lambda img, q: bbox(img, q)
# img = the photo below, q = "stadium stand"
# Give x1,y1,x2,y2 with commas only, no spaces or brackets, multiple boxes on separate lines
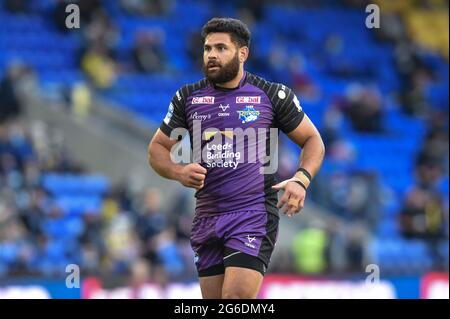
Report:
0,0,448,285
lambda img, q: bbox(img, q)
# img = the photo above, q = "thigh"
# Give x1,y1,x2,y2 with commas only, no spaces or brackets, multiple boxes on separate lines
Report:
191,215,224,278
199,274,224,299
222,266,264,299
222,211,279,270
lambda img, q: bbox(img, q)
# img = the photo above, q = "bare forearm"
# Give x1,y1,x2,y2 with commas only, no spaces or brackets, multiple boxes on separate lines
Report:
148,142,182,181
274,133,324,216
296,135,325,179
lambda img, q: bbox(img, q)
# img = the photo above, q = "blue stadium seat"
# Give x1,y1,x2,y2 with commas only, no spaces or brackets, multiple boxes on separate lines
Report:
55,195,102,216
42,173,110,196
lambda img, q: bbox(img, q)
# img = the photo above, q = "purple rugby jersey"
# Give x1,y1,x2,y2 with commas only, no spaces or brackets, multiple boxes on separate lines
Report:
159,72,305,218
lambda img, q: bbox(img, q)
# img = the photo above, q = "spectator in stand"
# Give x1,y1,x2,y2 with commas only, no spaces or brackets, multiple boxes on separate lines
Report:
119,0,174,16
344,84,384,133
135,188,168,264
291,221,329,274
18,188,47,239
398,186,448,270
416,114,449,178
104,208,140,275
152,228,185,280
132,30,167,74
399,187,446,240
0,65,25,123
81,42,117,89
186,31,204,70
287,54,321,102
83,8,118,50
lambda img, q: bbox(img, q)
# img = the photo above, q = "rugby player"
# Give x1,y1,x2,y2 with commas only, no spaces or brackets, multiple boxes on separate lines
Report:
148,17,325,299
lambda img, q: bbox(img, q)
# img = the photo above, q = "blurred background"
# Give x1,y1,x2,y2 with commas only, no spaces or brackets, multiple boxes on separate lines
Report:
0,0,448,299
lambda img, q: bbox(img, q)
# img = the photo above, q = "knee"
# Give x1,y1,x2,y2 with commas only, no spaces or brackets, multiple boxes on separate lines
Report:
222,289,253,299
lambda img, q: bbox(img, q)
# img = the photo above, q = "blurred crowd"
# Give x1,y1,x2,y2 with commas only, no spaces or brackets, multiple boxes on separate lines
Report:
266,0,449,274
0,0,448,281
0,115,199,283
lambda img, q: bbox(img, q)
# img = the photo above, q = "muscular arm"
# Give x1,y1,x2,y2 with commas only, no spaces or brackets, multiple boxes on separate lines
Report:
148,129,207,189
273,114,325,217
148,129,183,181
287,114,325,179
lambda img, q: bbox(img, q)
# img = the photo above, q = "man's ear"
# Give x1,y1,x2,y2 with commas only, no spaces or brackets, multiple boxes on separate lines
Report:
239,46,249,63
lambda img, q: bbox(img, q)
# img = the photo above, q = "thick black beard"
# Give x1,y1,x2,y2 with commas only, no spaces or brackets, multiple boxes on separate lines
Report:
203,53,240,84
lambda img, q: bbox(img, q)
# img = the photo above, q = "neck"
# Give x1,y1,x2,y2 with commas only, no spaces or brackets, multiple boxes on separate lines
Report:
215,67,245,89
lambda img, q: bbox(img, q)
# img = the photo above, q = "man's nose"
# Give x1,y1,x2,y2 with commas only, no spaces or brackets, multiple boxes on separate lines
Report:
207,49,218,59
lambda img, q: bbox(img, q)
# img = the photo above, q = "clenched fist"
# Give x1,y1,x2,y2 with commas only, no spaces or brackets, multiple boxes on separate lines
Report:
178,163,207,190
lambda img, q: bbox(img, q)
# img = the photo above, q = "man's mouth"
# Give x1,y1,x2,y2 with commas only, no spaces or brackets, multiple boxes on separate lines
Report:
207,63,221,70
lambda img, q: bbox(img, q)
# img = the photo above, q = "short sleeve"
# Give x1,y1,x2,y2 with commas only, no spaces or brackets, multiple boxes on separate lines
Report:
273,84,305,134
159,88,187,137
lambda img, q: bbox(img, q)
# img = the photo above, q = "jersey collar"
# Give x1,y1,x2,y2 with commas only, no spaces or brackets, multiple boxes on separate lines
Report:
210,71,248,91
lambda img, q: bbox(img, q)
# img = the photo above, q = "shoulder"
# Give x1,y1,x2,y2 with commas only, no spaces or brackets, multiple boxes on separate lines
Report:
176,78,210,101
245,72,297,107
245,72,276,92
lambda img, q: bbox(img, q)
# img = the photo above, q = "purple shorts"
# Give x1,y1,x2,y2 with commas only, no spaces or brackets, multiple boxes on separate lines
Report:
190,211,279,276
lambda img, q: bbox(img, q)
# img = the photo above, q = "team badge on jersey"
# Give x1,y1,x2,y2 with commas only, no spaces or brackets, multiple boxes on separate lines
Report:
237,106,260,124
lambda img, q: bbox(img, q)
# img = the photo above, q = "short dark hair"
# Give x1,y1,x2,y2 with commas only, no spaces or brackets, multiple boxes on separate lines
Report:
201,18,251,48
